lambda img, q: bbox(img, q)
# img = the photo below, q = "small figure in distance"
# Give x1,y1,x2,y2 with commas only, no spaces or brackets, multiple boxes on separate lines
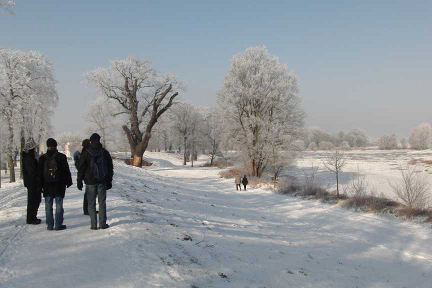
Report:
77,133,113,230
22,138,42,225
38,138,72,231
242,175,248,191
235,174,242,191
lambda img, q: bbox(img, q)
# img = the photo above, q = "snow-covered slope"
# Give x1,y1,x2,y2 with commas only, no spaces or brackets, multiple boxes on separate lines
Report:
1,152,432,287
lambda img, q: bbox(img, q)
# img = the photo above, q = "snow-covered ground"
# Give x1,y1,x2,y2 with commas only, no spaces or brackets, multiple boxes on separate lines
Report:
1,151,432,287
286,149,432,200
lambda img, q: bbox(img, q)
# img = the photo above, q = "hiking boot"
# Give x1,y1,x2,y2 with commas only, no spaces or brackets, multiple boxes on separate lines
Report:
100,224,109,230
27,218,42,225
47,226,53,231
90,226,98,230
55,225,67,231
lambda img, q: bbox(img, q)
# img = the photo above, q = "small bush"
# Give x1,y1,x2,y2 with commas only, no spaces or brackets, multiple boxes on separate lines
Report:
219,167,249,179
396,207,432,219
277,182,303,195
203,159,233,168
342,195,398,213
248,177,273,186
303,185,329,198
389,166,431,209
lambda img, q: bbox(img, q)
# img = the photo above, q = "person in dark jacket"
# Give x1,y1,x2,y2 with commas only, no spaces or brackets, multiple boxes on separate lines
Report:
22,138,41,225
242,175,248,191
38,138,72,231
78,139,90,215
77,133,113,230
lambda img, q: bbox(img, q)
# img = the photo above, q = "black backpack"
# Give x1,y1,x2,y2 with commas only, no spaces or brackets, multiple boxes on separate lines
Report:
44,153,59,183
88,149,107,183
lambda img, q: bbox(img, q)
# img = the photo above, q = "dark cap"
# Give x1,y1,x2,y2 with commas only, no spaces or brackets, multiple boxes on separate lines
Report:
90,133,101,142
46,138,57,148
82,139,90,148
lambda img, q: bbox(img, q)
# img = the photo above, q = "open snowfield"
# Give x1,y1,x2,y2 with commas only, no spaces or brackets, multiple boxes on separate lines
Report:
287,149,432,201
1,151,432,287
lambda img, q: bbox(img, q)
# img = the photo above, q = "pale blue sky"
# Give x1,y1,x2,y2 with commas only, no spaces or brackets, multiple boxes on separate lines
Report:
1,0,431,138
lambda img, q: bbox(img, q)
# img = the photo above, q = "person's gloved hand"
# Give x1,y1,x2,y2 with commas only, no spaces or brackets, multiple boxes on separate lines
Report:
107,182,112,190
77,181,83,191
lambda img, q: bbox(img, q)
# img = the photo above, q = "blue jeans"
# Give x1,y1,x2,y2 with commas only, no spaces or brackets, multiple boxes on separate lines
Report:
45,196,64,229
87,183,107,228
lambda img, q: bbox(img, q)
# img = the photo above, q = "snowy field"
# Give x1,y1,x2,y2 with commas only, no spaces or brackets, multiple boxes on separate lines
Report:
1,151,432,287
285,149,432,201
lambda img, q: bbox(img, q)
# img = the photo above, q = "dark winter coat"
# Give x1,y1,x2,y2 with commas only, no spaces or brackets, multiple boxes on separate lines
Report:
22,150,39,190
73,150,81,170
38,149,72,198
242,176,248,185
77,142,113,186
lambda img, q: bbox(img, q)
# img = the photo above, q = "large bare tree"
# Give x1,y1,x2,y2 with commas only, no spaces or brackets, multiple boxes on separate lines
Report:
86,56,183,167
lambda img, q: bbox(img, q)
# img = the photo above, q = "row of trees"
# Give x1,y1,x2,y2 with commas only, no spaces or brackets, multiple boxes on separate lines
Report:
0,49,58,183
303,127,369,150
301,122,432,151
376,122,432,150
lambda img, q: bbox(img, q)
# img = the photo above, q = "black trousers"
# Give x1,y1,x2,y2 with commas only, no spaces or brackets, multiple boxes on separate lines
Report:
83,188,88,214
236,184,241,191
243,184,247,190
27,187,41,223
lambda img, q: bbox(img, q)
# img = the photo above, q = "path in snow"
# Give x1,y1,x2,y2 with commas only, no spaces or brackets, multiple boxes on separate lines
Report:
0,153,432,287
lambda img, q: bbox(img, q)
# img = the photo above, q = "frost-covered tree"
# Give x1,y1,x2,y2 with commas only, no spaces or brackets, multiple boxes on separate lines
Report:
378,134,398,150
0,1,15,15
0,49,58,182
348,128,369,147
308,127,326,147
308,142,317,151
85,98,117,148
409,122,432,150
86,56,184,167
218,46,304,177
340,141,350,150
169,103,203,166
202,108,224,165
400,137,408,149
323,148,347,198
319,141,334,150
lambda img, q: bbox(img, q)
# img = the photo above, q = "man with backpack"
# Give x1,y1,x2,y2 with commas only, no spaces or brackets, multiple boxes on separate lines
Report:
38,138,72,231
77,133,113,230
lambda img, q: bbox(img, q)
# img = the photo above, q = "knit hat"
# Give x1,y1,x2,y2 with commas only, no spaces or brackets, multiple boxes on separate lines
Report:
46,138,57,148
82,139,90,148
90,133,101,142
24,138,37,152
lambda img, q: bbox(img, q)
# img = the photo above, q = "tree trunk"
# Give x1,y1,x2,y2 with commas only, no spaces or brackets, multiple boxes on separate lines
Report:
183,136,187,165
20,131,24,180
336,172,339,198
8,154,15,183
133,153,143,167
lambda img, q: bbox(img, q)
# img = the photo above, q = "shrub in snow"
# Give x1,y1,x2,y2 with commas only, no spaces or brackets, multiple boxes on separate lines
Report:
389,166,431,209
